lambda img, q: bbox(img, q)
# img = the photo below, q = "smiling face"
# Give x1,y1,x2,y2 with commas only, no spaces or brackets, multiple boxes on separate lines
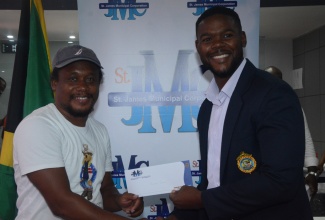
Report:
51,60,101,126
195,14,247,83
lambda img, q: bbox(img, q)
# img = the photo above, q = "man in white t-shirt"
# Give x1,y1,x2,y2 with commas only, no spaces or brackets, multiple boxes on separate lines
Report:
13,45,145,220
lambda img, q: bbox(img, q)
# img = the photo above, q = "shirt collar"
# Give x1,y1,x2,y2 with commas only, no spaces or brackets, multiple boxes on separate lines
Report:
206,59,246,105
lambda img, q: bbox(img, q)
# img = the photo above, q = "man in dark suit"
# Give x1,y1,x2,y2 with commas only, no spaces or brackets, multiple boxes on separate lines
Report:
159,6,313,220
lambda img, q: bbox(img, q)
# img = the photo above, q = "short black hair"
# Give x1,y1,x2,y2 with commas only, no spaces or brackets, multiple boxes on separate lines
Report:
196,6,242,35
51,66,103,83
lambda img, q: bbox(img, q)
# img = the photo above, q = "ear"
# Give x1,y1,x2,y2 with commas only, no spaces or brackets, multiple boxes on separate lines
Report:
50,79,57,92
241,31,247,48
195,39,199,51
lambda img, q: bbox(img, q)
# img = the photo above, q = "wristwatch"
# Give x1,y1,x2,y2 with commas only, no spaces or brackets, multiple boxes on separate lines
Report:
305,171,318,178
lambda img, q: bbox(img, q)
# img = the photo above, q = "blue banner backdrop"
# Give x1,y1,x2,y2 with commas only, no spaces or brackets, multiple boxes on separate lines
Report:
77,0,260,218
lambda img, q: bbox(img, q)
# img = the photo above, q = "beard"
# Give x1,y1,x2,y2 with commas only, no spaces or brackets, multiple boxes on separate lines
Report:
65,94,97,118
66,105,94,118
64,98,95,118
207,52,244,79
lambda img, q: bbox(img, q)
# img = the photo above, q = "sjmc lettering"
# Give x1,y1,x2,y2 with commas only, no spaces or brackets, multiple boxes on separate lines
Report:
122,50,202,133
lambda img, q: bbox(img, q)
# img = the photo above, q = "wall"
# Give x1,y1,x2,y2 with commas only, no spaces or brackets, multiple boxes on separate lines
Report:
293,25,325,158
0,51,14,119
260,31,325,159
259,37,293,85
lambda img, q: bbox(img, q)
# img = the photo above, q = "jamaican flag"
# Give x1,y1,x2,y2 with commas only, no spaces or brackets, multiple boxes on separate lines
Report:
0,0,54,219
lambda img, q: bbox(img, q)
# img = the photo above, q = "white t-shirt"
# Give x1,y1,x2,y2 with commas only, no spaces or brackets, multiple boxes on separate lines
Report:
13,103,113,220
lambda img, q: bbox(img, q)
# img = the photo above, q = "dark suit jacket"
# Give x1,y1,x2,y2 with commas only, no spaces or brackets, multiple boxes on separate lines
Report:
173,60,313,220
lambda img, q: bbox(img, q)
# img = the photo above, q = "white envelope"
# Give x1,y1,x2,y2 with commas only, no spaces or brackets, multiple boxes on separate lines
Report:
125,160,193,197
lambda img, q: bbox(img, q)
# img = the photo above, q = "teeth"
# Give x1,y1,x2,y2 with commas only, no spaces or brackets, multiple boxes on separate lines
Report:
213,54,228,59
76,97,87,100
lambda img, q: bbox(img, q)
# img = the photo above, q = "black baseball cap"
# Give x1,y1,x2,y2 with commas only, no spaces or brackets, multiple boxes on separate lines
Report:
52,45,103,69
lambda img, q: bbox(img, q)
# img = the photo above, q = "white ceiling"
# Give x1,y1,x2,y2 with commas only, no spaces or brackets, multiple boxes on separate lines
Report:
260,5,325,39
0,10,79,42
0,5,325,42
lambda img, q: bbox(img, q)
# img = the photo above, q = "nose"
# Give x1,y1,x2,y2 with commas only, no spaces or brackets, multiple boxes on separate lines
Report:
76,80,88,91
211,36,224,49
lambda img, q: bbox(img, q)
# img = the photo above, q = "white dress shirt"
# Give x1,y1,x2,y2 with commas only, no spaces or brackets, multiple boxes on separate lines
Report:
206,59,246,189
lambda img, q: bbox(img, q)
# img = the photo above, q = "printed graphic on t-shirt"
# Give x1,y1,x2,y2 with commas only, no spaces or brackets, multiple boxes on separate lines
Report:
80,144,97,200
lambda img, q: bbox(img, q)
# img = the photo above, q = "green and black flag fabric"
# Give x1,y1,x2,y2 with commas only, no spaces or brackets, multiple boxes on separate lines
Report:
0,0,54,219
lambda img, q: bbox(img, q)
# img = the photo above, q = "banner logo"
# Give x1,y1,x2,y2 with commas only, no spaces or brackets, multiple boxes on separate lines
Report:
148,198,170,219
109,50,206,133
191,160,202,185
99,0,149,20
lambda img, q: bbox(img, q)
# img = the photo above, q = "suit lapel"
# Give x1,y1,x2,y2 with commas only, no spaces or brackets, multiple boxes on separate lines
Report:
198,99,213,188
